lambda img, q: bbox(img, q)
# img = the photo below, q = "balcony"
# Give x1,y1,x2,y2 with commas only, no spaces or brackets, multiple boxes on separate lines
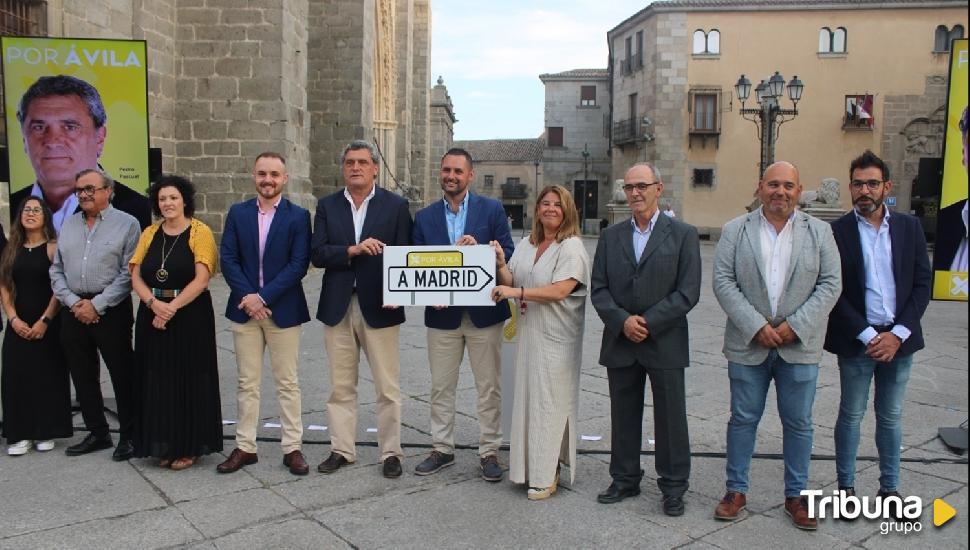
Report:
620,58,632,75
501,182,528,200
612,118,641,145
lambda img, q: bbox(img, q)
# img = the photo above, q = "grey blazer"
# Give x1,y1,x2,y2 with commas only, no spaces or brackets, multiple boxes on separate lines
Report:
712,209,842,365
591,214,702,369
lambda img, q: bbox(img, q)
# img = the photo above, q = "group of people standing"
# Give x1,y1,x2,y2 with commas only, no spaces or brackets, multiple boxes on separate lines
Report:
0,140,937,532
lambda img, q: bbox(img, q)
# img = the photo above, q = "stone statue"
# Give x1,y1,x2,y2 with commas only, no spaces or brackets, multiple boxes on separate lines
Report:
611,179,627,203
798,178,841,208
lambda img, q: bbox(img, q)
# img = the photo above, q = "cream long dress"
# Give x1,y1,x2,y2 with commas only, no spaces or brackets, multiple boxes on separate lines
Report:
507,235,591,488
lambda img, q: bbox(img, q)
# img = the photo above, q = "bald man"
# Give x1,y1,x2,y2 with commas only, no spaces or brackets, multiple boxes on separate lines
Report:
711,162,842,530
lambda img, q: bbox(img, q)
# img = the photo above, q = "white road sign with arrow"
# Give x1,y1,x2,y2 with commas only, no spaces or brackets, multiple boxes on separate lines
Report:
382,245,497,306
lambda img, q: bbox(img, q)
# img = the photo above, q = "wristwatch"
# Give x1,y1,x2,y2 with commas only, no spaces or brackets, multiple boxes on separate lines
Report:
41,316,51,324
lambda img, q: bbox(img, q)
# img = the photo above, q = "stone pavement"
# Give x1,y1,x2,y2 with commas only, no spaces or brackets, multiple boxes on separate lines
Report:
0,239,966,549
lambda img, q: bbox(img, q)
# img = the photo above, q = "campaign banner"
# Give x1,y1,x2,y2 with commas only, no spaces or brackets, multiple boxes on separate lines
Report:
933,38,968,301
1,36,149,214
383,245,497,306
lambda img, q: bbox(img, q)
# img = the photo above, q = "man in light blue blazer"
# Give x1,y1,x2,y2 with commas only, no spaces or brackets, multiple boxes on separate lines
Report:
711,161,841,530
411,148,514,481
218,152,312,477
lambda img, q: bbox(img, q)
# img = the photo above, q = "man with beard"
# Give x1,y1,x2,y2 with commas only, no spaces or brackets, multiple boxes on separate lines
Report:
217,152,312,476
824,150,931,516
411,148,514,481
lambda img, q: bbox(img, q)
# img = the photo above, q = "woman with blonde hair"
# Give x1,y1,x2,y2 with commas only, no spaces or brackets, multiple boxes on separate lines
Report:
1,197,71,455
491,185,591,500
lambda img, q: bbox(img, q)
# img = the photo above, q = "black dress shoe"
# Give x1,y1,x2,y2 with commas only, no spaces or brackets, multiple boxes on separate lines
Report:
382,456,403,478
65,433,113,456
597,483,641,504
112,439,135,461
317,452,350,474
663,495,685,516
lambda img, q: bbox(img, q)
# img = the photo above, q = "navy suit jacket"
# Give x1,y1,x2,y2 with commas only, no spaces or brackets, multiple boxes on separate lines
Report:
824,210,931,358
412,192,514,329
220,197,311,328
311,186,412,328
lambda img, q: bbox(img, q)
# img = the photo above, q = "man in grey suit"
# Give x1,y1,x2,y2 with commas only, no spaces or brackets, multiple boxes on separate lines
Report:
712,161,841,531
591,162,701,516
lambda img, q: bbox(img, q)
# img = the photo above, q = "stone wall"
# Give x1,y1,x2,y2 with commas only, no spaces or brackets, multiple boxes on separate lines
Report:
541,74,610,223
881,74,949,214
427,77,456,203
410,0,431,198
609,13,689,219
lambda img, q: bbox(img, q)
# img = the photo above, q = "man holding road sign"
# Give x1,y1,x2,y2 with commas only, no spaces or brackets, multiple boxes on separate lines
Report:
410,148,514,481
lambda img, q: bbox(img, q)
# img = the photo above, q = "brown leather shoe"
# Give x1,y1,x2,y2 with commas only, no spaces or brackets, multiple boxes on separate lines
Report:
714,491,747,520
785,496,818,530
216,449,258,473
283,450,309,476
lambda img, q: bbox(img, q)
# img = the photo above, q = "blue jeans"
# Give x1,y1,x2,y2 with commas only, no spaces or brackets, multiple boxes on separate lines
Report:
726,351,819,498
834,351,913,492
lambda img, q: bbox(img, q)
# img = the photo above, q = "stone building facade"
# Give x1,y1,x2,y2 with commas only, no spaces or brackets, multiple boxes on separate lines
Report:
604,0,967,237
539,69,612,233
424,75,457,204
1,0,439,237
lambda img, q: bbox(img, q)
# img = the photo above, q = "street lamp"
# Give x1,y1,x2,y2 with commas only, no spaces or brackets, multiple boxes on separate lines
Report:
735,71,805,177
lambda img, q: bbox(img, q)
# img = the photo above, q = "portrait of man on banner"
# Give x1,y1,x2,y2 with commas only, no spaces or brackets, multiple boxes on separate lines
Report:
1,37,151,231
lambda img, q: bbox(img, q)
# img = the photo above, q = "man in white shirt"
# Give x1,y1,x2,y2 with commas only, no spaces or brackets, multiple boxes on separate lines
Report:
310,140,413,479
712,161,842,530
824,150,931,519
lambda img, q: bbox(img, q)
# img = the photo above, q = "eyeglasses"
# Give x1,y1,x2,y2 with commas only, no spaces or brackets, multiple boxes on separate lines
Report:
22,206,43,215
622,182,660,192
850,179,885,190
74,185,108,197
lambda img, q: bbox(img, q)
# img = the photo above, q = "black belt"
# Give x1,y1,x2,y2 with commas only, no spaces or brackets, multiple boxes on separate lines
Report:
872,323,894,333
76,293,100,299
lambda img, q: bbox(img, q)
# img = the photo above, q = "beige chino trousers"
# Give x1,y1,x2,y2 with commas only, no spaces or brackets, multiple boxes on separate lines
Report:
324,296,403,461
231,318,303,454
427,312,504,456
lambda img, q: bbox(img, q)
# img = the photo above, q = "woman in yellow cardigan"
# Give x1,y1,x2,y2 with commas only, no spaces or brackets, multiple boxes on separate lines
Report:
129,175,222,471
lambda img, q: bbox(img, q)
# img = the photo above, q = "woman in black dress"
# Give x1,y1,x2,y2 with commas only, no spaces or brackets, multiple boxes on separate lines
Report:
1,197,71,455
130,175,222,470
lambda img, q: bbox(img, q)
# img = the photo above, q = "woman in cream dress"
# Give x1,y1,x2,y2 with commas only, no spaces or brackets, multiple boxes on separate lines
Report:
491,185,591,500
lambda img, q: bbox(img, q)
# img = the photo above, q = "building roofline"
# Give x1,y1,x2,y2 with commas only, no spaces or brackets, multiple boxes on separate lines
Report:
608,0,968,38
539,68,610,82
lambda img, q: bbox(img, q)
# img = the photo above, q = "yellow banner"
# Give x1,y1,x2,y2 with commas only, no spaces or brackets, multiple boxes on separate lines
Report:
932,270,969,301
933,38,968,300
2,37,150,202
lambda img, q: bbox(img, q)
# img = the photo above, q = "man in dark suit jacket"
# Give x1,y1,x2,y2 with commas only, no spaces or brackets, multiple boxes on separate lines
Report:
217,152,312,476
591,162,701,516
410,147,514,481
311,140,412,479
825,150,931,509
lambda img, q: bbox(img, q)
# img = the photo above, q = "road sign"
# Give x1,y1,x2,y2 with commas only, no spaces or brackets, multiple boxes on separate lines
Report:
383,245,497,306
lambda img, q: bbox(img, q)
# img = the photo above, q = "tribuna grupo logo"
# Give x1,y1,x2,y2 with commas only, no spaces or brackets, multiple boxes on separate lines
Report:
801,489,924,534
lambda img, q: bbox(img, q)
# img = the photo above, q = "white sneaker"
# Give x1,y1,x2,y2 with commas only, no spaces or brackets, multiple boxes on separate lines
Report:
35,440,55,452
7,440,31,456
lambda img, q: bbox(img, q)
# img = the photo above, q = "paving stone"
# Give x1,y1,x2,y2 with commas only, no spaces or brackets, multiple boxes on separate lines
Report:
0,507,202,550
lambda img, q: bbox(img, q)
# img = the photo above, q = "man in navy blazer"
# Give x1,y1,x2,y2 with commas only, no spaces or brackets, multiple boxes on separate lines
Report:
217,152,312,476
824,150,931,511
311,140,412,479
410,148,514,481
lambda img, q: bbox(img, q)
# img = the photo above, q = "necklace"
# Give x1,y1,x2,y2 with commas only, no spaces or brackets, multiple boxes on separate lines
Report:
24,239,48,252
156,229,185,282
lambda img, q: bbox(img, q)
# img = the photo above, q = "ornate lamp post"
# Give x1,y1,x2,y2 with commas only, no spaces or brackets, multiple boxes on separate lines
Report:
735,71,804,177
